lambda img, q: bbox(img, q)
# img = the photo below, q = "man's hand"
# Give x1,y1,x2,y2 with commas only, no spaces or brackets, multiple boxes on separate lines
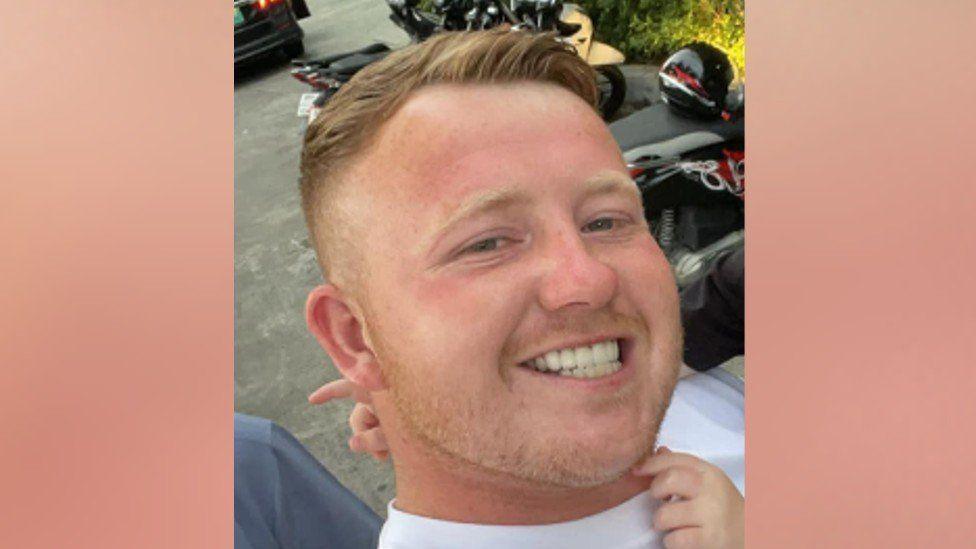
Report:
308,378,390,460
632,447,744,549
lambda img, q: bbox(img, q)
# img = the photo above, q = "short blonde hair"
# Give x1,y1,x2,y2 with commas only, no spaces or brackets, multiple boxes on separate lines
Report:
299,29,599,283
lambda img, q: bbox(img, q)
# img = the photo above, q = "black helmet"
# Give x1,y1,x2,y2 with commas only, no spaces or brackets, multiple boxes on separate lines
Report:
658,43,734,119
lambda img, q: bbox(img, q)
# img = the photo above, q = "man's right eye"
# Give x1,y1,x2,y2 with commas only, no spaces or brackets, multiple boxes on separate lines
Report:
462,238,502,255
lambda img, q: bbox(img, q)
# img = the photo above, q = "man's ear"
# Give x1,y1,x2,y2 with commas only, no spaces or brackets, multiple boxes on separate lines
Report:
305,284,387,391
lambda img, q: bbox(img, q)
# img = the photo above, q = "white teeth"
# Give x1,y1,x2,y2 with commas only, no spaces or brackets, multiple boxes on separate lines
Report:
559,361,622,379
522,339,623,379
592,341,610,364
544,351,562,371
559,349,575,369
575,346,594,369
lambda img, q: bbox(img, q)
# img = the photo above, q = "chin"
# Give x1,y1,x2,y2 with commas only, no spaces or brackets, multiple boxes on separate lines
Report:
521,448,643,488
507,423,655,489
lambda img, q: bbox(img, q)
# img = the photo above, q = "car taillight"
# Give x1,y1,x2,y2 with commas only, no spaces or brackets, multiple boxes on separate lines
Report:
256,0,283,10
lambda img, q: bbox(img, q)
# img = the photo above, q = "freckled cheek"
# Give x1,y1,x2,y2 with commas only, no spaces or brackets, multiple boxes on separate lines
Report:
410,272,531,363
415,265,529,309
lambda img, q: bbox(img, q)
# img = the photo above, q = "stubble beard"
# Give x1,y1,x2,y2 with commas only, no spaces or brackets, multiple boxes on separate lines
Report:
369,316,682,490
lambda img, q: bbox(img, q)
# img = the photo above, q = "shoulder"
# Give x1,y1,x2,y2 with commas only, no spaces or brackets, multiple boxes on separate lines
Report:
674,369,744,416
663,369,744,435
233,413,383,548
658,369,745,493
235,413,323,473
235,413,302,452
235,413,274,444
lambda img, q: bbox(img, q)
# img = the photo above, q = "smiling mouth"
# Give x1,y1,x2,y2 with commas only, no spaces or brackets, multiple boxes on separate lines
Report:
518,339,623,380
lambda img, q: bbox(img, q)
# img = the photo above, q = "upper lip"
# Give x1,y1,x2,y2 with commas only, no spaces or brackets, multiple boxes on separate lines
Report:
519,334,626,364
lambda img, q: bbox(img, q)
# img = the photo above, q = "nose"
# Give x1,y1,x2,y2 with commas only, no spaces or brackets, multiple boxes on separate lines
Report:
536,227,619,312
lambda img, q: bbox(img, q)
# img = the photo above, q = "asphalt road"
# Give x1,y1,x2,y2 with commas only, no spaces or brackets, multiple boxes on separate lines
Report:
233,0,737,517
234,0,407,515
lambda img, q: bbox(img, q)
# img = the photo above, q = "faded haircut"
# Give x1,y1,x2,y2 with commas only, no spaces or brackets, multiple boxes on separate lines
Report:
299,28,599,286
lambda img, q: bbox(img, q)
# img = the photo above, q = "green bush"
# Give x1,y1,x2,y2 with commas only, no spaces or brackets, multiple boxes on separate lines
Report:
575,0,745,76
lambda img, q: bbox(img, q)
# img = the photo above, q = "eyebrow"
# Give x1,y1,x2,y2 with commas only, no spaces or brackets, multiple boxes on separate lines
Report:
579,170,642,201
421,185,530,253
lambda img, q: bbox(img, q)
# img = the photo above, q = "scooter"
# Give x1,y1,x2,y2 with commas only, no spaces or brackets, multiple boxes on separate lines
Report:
558,3,626,119
291,42,393,133
291,0,627,127
609,43,744,288
439,0,626,118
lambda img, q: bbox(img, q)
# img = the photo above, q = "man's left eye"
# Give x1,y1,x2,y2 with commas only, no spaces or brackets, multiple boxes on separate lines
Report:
582,217,617,233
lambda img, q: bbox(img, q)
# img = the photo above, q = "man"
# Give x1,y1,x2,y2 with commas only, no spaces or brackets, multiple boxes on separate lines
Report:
297,29,743,547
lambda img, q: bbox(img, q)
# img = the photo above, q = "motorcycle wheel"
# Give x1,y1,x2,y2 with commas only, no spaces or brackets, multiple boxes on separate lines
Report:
595,65,626,120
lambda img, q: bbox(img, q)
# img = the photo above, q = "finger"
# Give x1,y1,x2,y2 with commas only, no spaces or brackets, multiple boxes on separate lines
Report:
308,379,356,404
653,500,701,532
649,466,703,501
355,426,389,455
351,439,390,462
311,378,373,405
629,446,668,475
349,402,379,434
662,526,703,549
348,436,367,454
632,449,705,477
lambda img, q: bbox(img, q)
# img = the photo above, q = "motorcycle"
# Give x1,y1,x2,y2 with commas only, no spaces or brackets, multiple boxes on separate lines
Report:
557,3,627,120
422,0,626,118
291,0,627,128
609,43,744,288
291,42,393,133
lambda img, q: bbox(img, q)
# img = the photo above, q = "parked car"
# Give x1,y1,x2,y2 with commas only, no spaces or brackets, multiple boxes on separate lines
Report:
234,0,310,64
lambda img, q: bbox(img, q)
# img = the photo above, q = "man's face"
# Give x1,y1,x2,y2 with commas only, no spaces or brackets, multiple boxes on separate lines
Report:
340,83,681,487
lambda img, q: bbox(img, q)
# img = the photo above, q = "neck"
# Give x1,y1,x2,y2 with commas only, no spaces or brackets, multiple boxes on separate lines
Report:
388,433,652,525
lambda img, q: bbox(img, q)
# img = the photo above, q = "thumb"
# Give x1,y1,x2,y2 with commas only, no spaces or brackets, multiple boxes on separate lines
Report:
631,446,688,477
630,445,670,475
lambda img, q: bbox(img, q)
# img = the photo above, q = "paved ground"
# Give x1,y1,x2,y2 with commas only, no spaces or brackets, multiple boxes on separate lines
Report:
233,0,736,517
234,0,409,515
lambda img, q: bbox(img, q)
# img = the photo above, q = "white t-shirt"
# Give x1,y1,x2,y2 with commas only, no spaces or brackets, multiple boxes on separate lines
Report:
378,370,745,549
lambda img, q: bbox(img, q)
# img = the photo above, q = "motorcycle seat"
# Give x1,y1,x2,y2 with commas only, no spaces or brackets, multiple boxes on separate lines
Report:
611,102,744,162
324,51,391,76
303,42,391,68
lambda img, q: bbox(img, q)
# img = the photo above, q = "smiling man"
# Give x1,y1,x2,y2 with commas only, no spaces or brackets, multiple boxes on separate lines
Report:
299,29,743,548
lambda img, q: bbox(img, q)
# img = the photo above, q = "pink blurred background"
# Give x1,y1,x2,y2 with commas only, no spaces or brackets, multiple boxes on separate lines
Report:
1,0,974,547
0,2,233,547
746,1,976,547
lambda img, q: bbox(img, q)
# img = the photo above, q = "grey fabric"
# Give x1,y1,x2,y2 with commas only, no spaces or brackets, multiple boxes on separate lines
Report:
235,414,382,549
